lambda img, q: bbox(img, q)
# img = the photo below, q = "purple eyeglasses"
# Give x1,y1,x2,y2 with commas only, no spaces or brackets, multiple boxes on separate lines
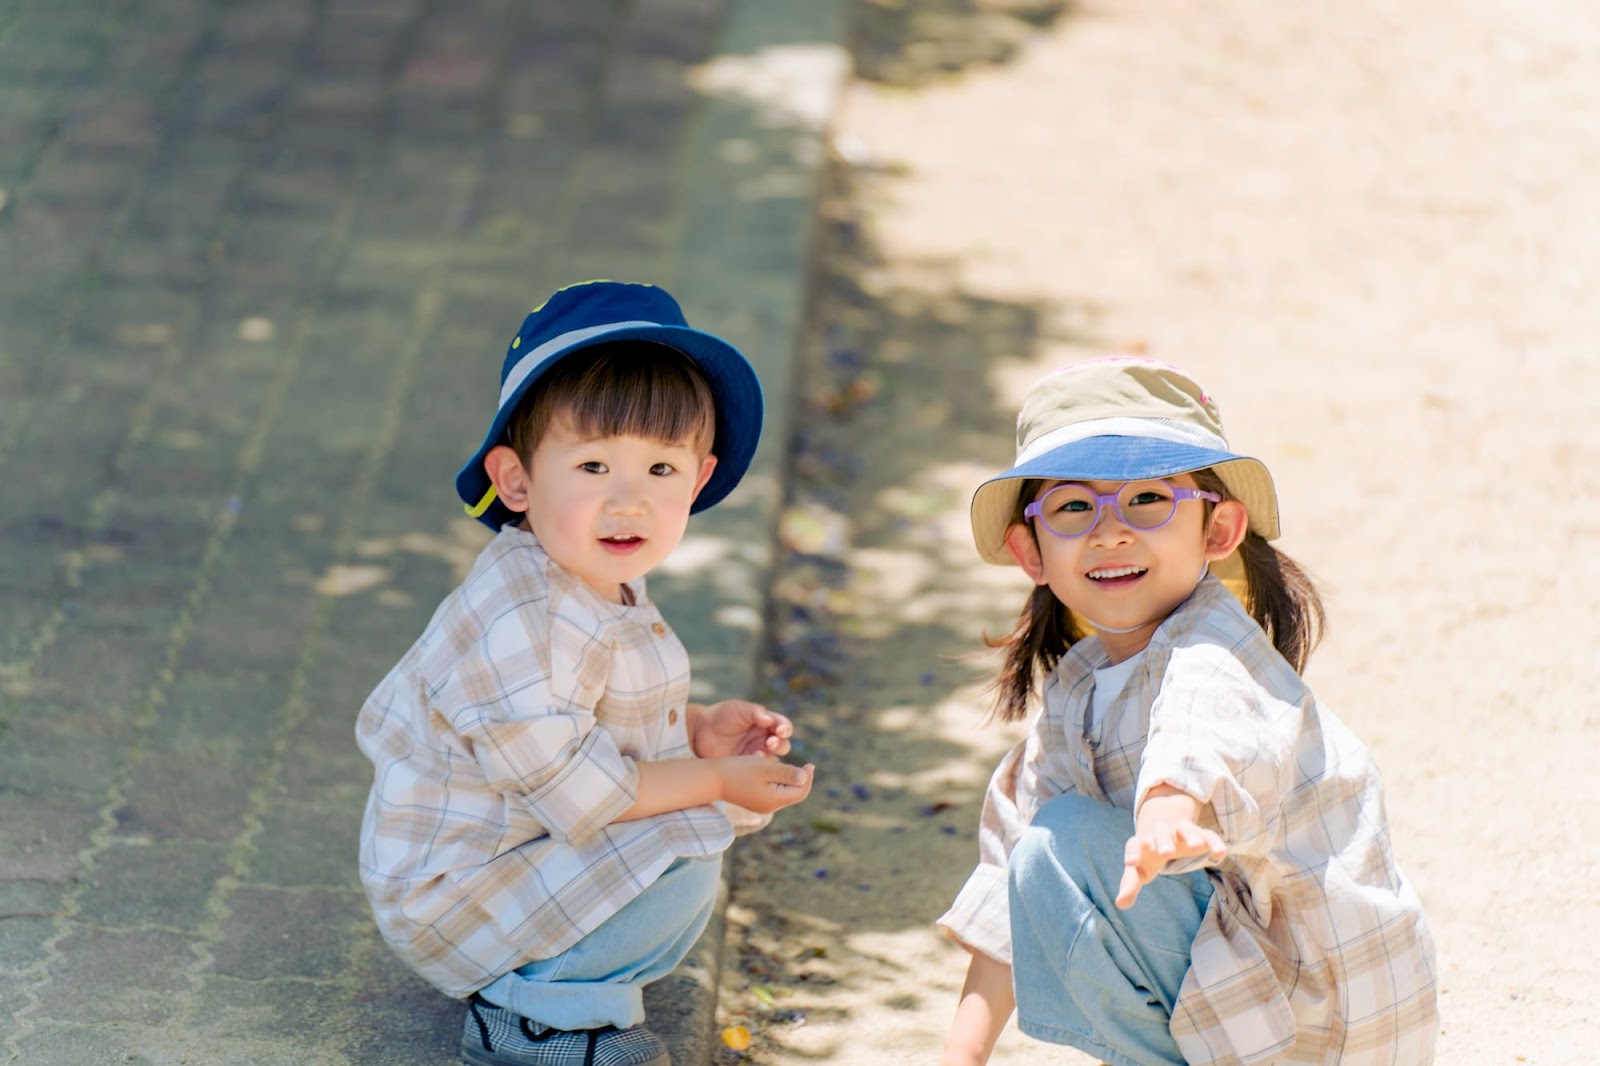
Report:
1024,479,1222,539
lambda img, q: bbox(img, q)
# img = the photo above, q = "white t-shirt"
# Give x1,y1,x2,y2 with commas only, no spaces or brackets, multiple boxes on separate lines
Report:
1087,650,1144,747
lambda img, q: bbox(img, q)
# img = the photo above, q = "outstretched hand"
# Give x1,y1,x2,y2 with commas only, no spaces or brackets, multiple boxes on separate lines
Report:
1115,785,1227,909
688,699,793,759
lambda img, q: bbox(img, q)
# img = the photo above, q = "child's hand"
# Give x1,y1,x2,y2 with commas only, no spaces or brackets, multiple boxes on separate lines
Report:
688,699,794,759
719,755,814,814
1115,785,1227,909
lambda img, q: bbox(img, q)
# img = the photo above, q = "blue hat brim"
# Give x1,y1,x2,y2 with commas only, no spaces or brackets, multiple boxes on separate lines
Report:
969,435,1280,564
455,324,763,530
996,436,1245,485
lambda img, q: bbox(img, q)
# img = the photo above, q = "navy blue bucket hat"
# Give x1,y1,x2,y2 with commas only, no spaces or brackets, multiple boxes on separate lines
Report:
455,281,764,531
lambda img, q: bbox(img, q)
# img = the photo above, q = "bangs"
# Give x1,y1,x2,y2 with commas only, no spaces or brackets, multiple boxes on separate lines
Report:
511,341,716,458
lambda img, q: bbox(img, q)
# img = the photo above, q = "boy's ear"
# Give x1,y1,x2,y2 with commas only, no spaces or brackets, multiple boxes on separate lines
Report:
689,454,718,501
1204,498,1250,562
483,445,531,515
1004,523,1049,586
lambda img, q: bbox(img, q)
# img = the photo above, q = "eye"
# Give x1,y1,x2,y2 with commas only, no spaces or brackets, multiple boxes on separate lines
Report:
1123,481,1176,508
579,460,608,474
649,462,675,476
1043,486,1095,513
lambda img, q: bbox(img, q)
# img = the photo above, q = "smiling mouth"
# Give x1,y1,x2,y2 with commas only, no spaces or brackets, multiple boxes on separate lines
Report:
1087,565,1146,581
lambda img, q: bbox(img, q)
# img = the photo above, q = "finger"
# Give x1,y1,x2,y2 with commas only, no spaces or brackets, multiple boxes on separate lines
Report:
777,764,815,800
1123,835,1150,867
771,761,811,787
1170,823,1224,859
1115,864,1144,909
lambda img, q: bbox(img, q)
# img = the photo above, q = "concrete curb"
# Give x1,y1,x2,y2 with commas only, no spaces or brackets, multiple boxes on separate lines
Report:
643,2,852,1062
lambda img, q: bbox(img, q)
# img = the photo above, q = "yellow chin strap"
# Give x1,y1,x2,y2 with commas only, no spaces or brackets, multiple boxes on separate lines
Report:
465,484,498,519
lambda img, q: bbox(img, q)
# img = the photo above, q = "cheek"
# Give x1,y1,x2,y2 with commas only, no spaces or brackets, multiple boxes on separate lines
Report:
657,480,700,512
1035,536,1083,579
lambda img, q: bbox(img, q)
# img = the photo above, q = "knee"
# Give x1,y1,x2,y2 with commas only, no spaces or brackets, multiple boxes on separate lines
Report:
1030,793,1134,848
664,855,723,911
1012,795,1132,894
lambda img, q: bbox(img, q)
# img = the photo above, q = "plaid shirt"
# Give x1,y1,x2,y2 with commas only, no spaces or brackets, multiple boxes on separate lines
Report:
356,526,734,998
939,576,1439,1064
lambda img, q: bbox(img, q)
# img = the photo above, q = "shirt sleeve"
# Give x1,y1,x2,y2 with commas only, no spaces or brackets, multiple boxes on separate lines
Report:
938,695,1079,965
451,611,639,846
1136,637,1302,858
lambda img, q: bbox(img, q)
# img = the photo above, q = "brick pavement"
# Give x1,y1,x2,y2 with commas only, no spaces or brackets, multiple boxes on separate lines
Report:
0,1,847,1062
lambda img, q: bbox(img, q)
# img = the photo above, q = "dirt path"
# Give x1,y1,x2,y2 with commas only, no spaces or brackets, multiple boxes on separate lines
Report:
715,2,1600,1063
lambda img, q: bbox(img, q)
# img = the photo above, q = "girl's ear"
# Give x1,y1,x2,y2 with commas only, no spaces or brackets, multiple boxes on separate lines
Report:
484,445,532,515
1004,523,1050,586
1204,498,1250,562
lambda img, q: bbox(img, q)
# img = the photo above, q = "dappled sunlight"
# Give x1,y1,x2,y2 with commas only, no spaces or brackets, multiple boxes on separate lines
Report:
312,564,388,598
237,316,276,342
350,524,488,584
690,44,849,135
657,531,755,576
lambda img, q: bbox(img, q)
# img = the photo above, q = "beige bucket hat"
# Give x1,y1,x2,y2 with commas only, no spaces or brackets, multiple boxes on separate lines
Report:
971,357,1281,564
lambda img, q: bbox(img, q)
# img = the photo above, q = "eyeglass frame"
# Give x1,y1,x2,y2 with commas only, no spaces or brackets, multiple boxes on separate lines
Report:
1022,478,1223,540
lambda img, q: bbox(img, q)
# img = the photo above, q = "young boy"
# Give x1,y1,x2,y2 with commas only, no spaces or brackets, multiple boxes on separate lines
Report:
356,281,815,1066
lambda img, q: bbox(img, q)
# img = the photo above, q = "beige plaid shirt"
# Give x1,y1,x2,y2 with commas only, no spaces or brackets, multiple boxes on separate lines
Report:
939,576,1439,1064
356,526,734,998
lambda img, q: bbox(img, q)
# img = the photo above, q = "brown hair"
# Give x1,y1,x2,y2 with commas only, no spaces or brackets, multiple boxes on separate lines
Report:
987,468,1325,722
507,341,716,462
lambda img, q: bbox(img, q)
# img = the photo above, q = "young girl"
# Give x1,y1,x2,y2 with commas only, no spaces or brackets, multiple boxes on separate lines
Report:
937,359,1438,1066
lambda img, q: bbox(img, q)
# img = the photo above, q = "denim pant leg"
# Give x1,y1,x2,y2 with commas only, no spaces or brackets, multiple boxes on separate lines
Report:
477,856,723,1031
1009,794,1214,1066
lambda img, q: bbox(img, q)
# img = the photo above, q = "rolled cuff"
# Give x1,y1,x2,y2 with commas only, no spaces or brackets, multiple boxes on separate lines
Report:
936,862,1013,966
519,731,640,844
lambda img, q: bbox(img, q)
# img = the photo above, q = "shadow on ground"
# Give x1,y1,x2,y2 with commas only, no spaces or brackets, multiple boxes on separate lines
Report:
850,0,1076,86
711,4,1105,1058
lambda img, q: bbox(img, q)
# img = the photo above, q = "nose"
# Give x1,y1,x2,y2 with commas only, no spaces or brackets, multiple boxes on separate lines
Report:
1085,500,1133,544
606,476,649,516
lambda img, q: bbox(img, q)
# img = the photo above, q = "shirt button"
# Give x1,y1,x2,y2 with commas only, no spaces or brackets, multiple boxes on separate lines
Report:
652,622,666,636
667,708,679,725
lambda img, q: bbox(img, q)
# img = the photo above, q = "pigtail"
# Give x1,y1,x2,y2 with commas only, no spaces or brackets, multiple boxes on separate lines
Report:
1235,532,1325,673
1193,468,1326,673
983,478,1085,722
985,585,1081,722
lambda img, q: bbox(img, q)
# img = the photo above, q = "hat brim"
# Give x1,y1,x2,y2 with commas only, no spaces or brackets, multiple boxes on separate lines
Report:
455,324,763,530
970,435,1280,564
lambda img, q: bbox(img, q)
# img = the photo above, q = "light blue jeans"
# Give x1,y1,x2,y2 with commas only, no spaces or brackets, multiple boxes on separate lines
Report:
1009,794,1214,1066
476,855,722,1031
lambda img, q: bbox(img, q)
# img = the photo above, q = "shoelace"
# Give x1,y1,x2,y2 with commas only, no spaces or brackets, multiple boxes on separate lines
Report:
468,994,620,1064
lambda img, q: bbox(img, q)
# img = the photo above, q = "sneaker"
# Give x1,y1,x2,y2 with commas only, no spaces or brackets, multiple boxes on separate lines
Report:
461,994,670,1066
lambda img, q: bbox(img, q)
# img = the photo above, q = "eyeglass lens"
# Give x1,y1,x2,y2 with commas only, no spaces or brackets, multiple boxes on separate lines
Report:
1035,480,1180,537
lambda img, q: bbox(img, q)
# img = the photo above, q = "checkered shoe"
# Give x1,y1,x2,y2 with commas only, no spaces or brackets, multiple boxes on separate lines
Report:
461,995,670,1066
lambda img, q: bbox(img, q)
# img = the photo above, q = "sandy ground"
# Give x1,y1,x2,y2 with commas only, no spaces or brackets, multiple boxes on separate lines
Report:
712,1,1600,1063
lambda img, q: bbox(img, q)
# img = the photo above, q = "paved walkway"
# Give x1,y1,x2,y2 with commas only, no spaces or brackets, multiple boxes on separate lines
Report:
0,1,847,1062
